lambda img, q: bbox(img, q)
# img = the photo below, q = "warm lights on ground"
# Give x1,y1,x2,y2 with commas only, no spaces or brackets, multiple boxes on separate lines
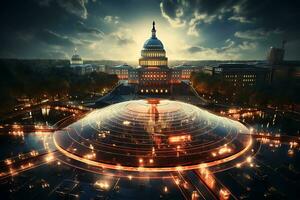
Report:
5,159,12,165
139,158,143,164
45,154,54,163
218,146,232,155
20,162,33,170
246,156,252,163
83,153,96,159
219,188,230,200
94,180,110,190
236,163,242,168
122,120,131,126
163,186,168,193
30,150,39,157
191,191,199,200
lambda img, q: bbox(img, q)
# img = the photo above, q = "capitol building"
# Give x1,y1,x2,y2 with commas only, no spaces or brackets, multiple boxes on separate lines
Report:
137,21,171,94
104,21,200,94
70,22,200,91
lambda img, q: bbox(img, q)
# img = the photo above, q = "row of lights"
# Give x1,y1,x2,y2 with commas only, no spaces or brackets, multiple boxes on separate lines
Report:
140,89,168,93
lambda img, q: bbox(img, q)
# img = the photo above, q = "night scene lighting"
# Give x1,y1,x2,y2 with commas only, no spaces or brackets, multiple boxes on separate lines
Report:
0,0,300,199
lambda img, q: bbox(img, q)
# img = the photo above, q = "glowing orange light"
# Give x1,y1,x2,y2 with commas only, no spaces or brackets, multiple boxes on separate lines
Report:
164,186,168,193
94,180,110,190
219,189,230,200
45,154,54,162
168,134,191,143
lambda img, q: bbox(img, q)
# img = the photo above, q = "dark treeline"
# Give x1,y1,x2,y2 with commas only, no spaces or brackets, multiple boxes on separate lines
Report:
0,60,118,115
191,72,300,107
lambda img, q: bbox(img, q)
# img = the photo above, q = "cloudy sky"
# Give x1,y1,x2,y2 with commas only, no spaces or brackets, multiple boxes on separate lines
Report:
1,0,300,61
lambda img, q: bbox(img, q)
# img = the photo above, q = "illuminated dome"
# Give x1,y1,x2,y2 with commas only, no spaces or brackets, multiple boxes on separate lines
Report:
54,99,253,172
71,54,82,61
70,48,83,65
139,21,168,67
143,21,164,50
143,38,164,50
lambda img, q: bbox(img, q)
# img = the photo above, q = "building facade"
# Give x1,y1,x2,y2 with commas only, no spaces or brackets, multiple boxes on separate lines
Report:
267,41,286,65
264,44,300,83
171,64,201,83
203,64,271,87
109,64,132,80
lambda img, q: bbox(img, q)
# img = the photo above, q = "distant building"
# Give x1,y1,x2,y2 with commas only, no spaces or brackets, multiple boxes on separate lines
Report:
268,61,300,83
171,64,201,83
267,41,286,65
93,64,107,73
203,64,271,87
109,64,133,80
70,49,93,75
264,41,300,83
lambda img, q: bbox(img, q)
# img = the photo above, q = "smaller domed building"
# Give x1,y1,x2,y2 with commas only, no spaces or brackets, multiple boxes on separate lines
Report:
70,49,83,65
70,49,93,75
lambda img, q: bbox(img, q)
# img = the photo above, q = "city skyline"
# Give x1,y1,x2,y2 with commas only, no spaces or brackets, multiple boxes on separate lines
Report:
1,0,300,61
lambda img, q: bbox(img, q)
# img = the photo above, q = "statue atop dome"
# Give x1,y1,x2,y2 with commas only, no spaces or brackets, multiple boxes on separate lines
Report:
152,21,156,38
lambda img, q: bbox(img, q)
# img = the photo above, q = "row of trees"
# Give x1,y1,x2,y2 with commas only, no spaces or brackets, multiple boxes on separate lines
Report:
191,72,300,107
0,61,118,115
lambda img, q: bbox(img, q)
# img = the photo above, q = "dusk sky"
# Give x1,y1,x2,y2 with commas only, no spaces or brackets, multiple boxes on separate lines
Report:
1,0,300,61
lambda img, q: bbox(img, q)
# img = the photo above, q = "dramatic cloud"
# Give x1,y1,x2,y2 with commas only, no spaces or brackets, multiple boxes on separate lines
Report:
160,0,234,36
228,16,252,24
159,1,186,27
186,39,257,60
0,0,300,60
158,0,300,60
234,29,282,40
57,0,89,19
104,16,120,24
110,28,135,46
187,46,205,54
238,41,257,50
76,21,104,37
187,12,217,36
160,0,300,32
39,0,89,19
37,29,76,47
38,50,69,59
